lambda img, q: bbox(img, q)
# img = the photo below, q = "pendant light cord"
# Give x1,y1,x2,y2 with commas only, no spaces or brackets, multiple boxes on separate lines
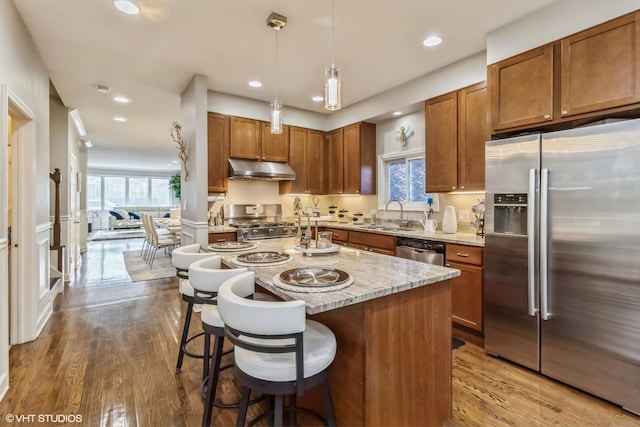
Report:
275,30,279,101
331,0,335,65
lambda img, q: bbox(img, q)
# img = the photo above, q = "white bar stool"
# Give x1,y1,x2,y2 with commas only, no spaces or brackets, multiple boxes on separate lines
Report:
189,257,273,426
171,244,216,374
217,271,337,427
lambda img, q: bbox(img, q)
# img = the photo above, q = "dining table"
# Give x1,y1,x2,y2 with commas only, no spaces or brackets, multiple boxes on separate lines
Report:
206,237,460,426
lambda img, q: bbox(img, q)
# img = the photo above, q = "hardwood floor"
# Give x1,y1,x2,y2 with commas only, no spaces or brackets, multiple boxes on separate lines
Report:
1,238,639,426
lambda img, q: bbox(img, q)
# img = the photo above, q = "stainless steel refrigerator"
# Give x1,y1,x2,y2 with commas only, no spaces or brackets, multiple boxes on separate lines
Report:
484,119,640,415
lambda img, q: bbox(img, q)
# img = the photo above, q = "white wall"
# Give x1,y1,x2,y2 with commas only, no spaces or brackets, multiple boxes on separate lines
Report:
487,0,640,64
0,0,52,402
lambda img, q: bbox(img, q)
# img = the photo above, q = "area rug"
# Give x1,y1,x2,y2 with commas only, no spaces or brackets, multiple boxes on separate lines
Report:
89,229,145,241
122,250,175,282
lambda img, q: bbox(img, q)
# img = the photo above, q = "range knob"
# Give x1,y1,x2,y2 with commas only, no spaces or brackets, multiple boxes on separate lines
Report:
268,228,274,234
252,229,259,234
283,227,289,232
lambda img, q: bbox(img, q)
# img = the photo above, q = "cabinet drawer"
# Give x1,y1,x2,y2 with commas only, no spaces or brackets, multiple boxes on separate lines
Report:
208,232,237,244
348,231,395,251
320,227,348,242
446,244,483,266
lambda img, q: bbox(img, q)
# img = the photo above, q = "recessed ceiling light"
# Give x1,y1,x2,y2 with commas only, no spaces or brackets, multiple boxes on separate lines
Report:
248,80,263,88
393,111,402,116
96,85,111,93
113,96,130,103
312,96,324,102
114,117,127,122
423,36,442,47
113,0,139,15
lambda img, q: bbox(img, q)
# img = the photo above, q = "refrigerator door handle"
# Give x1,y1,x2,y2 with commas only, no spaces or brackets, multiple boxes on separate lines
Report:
527,168,538,316
540,168,550,320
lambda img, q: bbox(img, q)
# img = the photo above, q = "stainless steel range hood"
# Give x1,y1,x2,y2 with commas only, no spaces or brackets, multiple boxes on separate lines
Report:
228,158,296,181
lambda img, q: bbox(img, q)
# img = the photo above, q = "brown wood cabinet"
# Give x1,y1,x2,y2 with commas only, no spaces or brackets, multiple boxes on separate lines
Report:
425,82,489,192
326,123,376,195
490,11,640,133
229,117,289,162
327,128,344,194
208,232,237,244
343,122,377,194
319,227,348,245
446,243,483,333
279,127,325,194
260,121,289,162
207,112,230,193
229,116,261,160
348,230,395,255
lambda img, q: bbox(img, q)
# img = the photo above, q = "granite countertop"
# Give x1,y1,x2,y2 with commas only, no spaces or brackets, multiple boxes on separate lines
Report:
209,237,460,315
208,225,236,233
316,222,485,247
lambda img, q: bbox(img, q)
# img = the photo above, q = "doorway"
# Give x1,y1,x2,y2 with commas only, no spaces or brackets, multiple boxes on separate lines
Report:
7,114,13,346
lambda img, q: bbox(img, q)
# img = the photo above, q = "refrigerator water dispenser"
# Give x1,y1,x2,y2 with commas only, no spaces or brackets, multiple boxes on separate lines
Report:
493,194,528,235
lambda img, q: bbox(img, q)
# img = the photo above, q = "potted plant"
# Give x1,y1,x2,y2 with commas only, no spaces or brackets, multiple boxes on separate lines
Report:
169,174,181,200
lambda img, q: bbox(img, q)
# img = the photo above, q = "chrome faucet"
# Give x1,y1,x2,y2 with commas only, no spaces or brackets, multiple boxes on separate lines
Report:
385,199,408,228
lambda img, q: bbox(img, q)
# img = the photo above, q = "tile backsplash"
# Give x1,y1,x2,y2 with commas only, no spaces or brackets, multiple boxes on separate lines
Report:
210,180,484,233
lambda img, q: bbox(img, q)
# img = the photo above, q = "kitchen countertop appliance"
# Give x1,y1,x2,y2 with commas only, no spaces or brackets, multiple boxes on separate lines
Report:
484,119,640,415
395,237,445,266
221,204,298,241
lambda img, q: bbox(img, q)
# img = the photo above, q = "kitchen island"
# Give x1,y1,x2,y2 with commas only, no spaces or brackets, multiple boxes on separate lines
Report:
212,237,460,426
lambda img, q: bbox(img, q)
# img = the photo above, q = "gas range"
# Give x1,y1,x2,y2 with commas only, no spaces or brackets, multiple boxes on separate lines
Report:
220,204,298,241
230,221,298,241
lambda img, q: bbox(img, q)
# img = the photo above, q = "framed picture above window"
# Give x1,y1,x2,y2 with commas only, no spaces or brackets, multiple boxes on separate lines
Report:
377,149,439,212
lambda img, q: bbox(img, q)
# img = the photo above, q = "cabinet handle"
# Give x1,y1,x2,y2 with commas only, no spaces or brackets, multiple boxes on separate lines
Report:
216,238,227,242
445,263,450,267
460,185,465,189
333,233,339,237
456,252,469,257
452,186,456,190
561,110,568,115
544,114,551,119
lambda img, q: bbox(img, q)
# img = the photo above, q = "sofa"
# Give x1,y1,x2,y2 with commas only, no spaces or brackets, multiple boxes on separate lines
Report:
107,206,178,230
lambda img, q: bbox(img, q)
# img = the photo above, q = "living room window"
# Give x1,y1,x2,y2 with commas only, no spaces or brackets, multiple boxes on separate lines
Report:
88,174,177,210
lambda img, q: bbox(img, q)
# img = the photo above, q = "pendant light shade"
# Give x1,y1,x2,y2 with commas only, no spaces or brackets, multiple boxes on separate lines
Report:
270,100,283,134
324,64,341,111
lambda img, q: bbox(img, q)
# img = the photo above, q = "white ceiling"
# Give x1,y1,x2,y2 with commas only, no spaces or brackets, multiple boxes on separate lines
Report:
13,0,556,172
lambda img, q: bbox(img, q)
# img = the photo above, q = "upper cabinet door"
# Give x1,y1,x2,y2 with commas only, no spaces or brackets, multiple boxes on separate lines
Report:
260,122,289,162
426,91,458,192
327,128,344,194
229,117,261,160
306,130,326,194
343,124,362,194
458,82,490,191
286,126,308,194
490,44,555,131
560,11,640,117
207,113,229,193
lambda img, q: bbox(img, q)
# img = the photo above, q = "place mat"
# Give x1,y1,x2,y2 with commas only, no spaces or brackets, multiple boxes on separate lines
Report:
272,268,353,293
232,252,292,268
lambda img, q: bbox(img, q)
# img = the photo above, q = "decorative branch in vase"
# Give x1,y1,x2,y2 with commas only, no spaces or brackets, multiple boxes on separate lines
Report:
169,121,189,181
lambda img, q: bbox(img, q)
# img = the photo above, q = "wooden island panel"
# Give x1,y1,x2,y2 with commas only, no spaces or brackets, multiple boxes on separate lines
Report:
304,280,452,426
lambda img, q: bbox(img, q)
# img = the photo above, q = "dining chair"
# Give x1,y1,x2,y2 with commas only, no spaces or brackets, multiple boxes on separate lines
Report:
147,213,180,267
217,271,337,427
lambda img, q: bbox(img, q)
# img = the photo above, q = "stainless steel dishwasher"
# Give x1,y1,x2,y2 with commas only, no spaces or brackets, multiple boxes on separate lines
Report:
395,237,445,266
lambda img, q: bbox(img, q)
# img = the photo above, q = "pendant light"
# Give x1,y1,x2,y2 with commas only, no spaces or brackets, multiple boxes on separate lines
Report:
325,0,341,111
267,13,286,134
